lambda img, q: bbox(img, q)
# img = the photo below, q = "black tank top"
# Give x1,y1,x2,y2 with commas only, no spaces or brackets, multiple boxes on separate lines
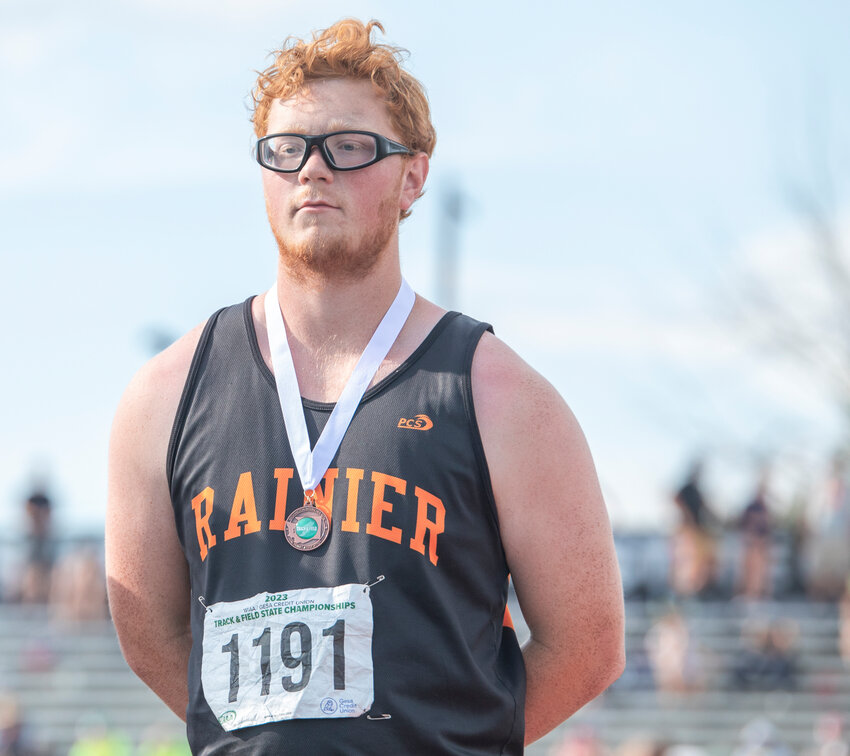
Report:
168,298,525,754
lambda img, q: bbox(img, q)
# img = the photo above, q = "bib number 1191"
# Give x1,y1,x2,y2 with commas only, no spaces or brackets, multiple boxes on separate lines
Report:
221,619,345,702
202,584,374,729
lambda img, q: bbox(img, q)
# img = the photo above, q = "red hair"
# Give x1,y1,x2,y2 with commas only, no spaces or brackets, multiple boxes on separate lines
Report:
251,19,436,159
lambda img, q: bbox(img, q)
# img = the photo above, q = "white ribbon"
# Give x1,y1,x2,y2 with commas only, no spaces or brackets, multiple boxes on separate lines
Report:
264,279,415,494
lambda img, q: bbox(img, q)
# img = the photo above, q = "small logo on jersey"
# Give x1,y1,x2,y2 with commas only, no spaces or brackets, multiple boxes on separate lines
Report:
320,698,338,714
398,414,433,431
218,710,237,725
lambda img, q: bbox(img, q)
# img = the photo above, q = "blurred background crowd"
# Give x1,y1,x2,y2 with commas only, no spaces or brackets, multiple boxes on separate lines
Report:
1,448,849,754
540,449,850,756
0,489,188,755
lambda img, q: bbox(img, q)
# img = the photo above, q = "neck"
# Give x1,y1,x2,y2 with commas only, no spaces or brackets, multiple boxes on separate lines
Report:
274,253,403,358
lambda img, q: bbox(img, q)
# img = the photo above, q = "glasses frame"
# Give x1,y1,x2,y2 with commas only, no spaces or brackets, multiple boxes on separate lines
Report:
256,130,415,173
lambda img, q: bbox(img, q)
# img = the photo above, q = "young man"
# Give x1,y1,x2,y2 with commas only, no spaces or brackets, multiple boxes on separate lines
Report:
106,19,624,754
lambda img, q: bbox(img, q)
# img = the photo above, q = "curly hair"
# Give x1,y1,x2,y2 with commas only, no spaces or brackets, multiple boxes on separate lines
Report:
251,19,436,160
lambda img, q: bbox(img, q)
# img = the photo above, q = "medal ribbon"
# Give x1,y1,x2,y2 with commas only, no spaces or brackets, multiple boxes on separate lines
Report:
264,279,415,499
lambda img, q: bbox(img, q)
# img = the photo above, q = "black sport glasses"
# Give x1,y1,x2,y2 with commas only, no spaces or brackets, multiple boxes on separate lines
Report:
256,131,415,173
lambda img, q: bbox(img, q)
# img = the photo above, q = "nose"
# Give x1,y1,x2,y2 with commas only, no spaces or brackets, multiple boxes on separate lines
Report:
298,145,334,183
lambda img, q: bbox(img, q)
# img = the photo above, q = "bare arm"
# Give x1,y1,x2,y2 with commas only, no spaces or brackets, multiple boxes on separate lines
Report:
473,333,625,745
105,324,205,720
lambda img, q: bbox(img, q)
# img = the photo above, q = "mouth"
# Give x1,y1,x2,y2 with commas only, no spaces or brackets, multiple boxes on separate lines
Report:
297,199,338,213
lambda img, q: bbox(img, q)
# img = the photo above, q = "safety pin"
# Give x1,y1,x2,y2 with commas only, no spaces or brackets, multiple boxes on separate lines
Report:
198,596,213,613
364,575,386,592
367,712,392,721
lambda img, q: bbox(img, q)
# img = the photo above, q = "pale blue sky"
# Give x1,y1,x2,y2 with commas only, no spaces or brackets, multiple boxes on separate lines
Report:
2,0,849,535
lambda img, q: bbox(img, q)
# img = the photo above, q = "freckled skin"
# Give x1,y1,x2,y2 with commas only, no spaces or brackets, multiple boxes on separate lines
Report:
472,334,625,742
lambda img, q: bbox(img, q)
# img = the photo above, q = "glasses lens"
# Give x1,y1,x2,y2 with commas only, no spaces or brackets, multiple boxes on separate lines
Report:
261,136,307,171
325,133,378,168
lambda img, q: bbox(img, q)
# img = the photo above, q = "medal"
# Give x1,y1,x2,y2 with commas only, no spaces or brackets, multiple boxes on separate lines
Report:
264,279,415,551
282,488,332,551
283,489,330,551
284,505,331,550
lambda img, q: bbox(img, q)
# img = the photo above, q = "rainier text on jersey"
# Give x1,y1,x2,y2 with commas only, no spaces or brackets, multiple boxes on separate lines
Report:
190,467,445,566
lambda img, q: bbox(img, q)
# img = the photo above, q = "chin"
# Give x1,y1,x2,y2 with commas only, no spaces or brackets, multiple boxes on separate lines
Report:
272,228,386,284
270,205,399,284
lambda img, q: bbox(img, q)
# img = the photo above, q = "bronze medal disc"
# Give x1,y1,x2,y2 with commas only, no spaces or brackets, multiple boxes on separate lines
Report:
284,505,330,551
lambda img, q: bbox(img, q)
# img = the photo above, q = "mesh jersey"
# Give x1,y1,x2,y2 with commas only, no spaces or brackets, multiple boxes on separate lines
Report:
167,298,526,754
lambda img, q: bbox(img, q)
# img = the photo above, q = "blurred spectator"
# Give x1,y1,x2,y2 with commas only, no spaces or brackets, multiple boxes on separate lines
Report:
671,462,718,598
736,474,773,600
16,491,55,604
804,712,849,756
644,608,704,693
0,693,41,756
49,547,108,623
729,619,798,692
784,490,810,597
804,454,850,600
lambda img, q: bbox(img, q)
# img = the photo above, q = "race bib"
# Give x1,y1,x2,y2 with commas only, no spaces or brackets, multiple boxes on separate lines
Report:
201,583,374,731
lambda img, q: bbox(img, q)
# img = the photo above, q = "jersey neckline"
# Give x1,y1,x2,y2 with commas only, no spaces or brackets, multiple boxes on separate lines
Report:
242,296,460,412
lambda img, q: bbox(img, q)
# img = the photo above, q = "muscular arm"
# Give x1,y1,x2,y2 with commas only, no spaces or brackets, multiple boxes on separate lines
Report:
105,324,205,720
473,334,625,745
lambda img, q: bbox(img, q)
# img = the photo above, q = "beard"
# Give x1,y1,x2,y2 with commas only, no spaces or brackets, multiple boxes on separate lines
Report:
269,193,400,284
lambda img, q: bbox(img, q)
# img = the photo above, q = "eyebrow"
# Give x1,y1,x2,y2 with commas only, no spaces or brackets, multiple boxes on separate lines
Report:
269,120,363,135
326,119,358,132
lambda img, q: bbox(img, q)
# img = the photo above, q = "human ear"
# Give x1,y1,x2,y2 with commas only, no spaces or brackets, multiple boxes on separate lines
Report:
399,153,430,212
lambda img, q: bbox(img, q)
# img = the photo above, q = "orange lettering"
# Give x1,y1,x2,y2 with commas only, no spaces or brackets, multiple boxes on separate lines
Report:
341,468,364,533
409,486,445,566
269,468,294,531
191,487,217,561
366,472,405,544
224,472,262,540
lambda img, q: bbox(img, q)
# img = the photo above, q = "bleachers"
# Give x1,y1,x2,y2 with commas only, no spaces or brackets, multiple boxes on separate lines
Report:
1,603,846,754
1,530,847,754
519,598,848,754
0,603,185,754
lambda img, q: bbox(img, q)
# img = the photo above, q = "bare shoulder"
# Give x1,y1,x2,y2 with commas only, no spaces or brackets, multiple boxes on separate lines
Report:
120,319,209,415
471,331,555,408
472,334,607,536
470,331,603,533
107,318,209,538
471,331,585,463
111,320,208,457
